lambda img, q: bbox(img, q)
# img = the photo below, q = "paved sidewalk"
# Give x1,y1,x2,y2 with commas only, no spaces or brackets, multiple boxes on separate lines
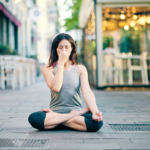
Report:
0,77,150,150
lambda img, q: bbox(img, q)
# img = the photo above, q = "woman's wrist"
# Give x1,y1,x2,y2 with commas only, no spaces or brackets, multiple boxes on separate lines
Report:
57,61,65,67
90,108,99,114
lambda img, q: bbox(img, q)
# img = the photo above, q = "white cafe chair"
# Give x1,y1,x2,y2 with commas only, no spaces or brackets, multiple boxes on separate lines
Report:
0,55,20,89
128,51,149,85
103,54,123,85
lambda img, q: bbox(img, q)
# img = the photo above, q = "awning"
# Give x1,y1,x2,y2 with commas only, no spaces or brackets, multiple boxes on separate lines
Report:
0,2,21,27
79,0,94,28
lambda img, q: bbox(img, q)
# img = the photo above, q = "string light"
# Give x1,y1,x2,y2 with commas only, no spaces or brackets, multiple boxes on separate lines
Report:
103,20,107,24
120,14,125,19
124,25,129,30
102,26,106,31
133,15,137,19
130,22,135,27
112,15,116,18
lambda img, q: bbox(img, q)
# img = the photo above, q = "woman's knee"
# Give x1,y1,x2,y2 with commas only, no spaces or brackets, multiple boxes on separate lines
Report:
86,120,103,132
28,112,36,126
28,111,46,130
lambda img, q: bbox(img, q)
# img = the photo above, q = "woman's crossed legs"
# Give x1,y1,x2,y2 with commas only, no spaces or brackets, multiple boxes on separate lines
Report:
28,107,103,132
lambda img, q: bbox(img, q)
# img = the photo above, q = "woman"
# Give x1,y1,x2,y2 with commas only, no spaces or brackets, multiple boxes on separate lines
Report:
28,33,103,132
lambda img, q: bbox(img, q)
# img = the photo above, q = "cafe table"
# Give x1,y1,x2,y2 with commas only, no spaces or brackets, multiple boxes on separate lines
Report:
114,55,149,85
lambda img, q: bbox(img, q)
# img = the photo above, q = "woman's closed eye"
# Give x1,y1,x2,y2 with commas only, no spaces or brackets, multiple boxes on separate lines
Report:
59,47,69,49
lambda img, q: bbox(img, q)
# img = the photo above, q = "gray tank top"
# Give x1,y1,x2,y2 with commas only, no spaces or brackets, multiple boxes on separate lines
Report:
50,64,83,113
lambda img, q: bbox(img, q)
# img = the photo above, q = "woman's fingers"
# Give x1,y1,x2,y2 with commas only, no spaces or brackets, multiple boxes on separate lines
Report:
93,112,103,122
58,50,70,64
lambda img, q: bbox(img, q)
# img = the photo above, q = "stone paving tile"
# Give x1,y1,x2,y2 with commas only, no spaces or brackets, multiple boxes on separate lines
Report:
2,118,27,123
0,113,17,120
115,131,150,134
110,133,150,138
50,143,121,149
0,128,34,134
119,143,150,149
0,121,4,127
99,126,116,134
106,121,130,124
0,133,27,138
26,131,112,139
0,149,51,150
138,115,150,118
83,138,131,143
0,122,31,129
15,113,32,118
50,139,84,143
130,138,150,143
134,121,150,124
124,118,150,121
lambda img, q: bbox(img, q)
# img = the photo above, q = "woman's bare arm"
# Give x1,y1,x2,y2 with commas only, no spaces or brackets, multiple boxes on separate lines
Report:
79,65,99,113
42,61,64,92
42,50,70,92
77,64,103,122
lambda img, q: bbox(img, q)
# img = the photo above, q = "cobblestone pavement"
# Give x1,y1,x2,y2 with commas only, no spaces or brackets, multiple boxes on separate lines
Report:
0,76,150,150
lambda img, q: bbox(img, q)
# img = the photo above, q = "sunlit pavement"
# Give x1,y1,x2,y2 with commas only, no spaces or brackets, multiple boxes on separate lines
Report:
0,75,150,150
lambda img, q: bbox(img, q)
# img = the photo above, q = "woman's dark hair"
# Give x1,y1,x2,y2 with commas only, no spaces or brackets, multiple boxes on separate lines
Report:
48,33,78,67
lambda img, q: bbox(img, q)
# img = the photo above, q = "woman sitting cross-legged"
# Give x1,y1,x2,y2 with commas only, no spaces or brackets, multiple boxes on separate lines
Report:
28,33,103,132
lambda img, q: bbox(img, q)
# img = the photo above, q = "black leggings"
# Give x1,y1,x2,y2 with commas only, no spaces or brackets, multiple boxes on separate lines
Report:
28,111,103,132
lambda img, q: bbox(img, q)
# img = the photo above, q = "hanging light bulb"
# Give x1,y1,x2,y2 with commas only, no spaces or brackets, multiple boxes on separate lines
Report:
133,15,137,19
124,25,129,30
103,20,107,24
102,26,106,31
120,14,125,19
112,15,116,18
130,22,135,27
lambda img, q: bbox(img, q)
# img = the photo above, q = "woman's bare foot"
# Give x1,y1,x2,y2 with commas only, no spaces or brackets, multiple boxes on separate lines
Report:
40,108,53,113
70,107,90,115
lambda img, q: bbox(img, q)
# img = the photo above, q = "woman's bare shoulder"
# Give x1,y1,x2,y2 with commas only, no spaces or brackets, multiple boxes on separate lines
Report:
76,64,86,75
42,65,54,74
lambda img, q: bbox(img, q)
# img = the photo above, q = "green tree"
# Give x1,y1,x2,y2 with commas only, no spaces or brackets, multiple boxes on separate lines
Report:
63,0,82,31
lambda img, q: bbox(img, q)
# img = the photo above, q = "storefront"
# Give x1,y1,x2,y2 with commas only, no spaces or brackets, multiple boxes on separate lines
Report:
79,0,150,88
0,2,21,51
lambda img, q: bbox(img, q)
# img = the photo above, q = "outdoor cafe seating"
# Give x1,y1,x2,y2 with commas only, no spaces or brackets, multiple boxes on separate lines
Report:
103,51,150,85
0,55,36,89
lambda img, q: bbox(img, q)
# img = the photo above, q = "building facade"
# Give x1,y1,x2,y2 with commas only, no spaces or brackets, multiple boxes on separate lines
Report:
36,0,58,64
79,0,150,88
0,0,38,58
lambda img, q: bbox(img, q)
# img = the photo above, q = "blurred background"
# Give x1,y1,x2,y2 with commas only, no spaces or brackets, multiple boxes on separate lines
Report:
0,0,150,90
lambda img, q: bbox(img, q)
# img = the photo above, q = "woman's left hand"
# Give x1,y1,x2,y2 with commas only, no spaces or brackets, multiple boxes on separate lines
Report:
40,108,53,113
92,111,103,122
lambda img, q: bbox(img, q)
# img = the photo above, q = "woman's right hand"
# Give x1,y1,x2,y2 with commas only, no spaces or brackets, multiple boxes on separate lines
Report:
58,51,70,64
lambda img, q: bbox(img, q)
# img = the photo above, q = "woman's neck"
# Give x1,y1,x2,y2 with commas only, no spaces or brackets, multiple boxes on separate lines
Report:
64,60,72,67
57,60,72,67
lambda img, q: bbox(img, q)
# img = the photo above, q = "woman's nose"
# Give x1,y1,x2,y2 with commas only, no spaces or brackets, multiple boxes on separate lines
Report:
62,48,66,51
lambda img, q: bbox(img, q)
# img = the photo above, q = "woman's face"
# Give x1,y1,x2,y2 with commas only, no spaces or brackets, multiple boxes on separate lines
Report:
57,39,72,56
